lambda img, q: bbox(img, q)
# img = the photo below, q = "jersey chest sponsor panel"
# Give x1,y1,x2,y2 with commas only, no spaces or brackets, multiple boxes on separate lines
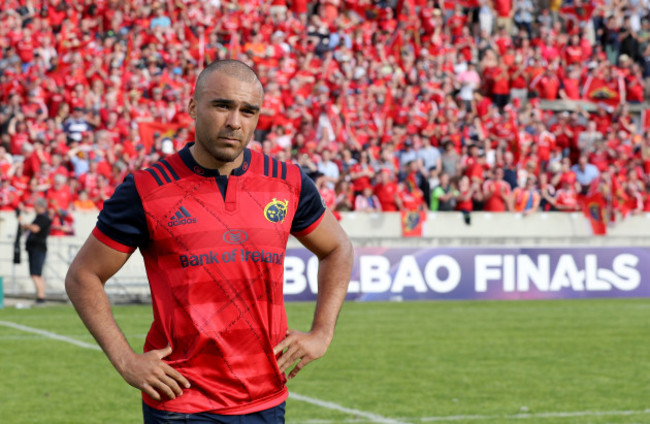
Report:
133,152,301,414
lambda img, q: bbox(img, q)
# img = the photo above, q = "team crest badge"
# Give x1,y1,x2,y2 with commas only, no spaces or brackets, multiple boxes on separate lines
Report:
264,198,289,223
403,211,421,231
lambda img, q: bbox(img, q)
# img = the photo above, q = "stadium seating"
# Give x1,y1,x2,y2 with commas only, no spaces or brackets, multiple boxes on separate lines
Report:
1,0,649,230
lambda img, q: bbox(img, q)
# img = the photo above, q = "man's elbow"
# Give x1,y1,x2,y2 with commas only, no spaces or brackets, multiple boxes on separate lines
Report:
340,237,354,261
321,230,354,265
334,237,354,272
65,259,95,301
64,264,81,299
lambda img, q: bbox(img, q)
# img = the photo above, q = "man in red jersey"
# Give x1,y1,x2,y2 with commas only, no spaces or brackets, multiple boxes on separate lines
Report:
66,60,353,423
374,169,402,212
482,167,512,212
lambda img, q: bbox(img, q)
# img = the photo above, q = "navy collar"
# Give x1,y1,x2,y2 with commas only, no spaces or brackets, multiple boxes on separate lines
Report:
179,142,251,177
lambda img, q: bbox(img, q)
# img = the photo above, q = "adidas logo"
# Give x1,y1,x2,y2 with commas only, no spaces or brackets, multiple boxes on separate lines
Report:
168,206,197,227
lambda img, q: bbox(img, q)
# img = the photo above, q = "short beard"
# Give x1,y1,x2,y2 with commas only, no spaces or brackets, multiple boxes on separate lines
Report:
209,146,240,163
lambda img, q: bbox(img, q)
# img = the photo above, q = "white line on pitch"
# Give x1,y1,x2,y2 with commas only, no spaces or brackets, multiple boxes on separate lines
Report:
0,320,101,350
0,320,408,424
289,393,410,424
418,408,650,422
293,408,650,423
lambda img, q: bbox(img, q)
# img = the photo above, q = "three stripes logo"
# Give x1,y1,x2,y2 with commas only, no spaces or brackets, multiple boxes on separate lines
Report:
168,206,197,227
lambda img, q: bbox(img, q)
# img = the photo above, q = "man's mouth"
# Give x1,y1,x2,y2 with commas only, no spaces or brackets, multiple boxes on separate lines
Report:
219,136,240,143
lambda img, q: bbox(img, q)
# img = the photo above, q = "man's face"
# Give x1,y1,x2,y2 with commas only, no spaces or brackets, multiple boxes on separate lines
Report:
188,71,263,167
579,157,587,169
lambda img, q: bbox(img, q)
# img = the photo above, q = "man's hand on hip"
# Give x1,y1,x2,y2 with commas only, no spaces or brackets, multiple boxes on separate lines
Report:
119,345,191,401
273,329,332,380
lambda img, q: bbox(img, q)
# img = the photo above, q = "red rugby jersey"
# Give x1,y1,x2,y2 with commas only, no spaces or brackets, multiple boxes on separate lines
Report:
93,145,325,414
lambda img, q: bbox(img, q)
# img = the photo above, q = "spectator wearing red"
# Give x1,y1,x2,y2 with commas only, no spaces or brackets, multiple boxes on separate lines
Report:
473,91,493,118
21,90,49,122
374,169,402,212
613,104,636,137
21,177,42,210
88,174,114,210
533,122,556,168
419,0,440,35
482,167,512,211
46,174,72,212
7,115,32,156
494,5,514,48
622,180,644,217
588,135,611,172
77,159,102,192
255,82,284,142
15,27,36,72
49,209,74,237
9,161,29,195
559,66,582,100
562,34,584,66
490,113,517,150
0,146,11,176
349,150,375,195
553,179,581,211
33,161,53,193
625,63,645,104
590,104,613,135
101,110,130,145
398,180,425,212
462,144,486,181
540,33,562,64
551,157,578,187
0,177,20,211
290,0,309,21
509,57,528,106
454,175,479,223
549,112,574,157
491,62,511,110
448,5,468,41
494,25,514,56
530,65,561,100
22,139,51,178
456,27,476,64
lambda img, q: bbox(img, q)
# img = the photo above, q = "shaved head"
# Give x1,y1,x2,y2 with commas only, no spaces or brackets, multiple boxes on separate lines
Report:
194,60,263,100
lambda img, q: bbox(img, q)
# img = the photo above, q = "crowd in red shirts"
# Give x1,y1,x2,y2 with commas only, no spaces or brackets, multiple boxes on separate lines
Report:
1,0,650,235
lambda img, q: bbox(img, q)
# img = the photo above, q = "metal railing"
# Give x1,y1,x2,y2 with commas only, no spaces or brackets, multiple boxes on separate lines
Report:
0,240,151,303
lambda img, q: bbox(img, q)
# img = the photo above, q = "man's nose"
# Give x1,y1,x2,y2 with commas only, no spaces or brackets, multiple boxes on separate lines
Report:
225,110,242,129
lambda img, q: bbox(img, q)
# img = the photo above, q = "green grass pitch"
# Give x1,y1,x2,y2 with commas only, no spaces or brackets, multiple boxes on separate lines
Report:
0,298,648,423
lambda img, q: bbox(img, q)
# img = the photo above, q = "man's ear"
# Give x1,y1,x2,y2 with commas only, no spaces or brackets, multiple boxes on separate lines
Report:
188,98,197,120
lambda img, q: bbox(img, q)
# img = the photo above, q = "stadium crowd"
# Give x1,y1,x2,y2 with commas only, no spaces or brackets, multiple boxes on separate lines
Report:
1,0,650,235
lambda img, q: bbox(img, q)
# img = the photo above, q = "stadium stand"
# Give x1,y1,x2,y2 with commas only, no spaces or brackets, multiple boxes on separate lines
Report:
1,0,650,236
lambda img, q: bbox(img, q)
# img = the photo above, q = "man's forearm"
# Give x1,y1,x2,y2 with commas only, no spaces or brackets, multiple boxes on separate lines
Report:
310,240,354,341
66,273,136,374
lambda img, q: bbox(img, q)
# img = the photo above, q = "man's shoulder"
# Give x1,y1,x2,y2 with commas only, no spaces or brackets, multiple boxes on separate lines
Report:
248,150,302,183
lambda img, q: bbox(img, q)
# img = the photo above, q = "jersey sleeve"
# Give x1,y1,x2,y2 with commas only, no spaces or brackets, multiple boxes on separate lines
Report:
94,174,149,252
291,168,326,237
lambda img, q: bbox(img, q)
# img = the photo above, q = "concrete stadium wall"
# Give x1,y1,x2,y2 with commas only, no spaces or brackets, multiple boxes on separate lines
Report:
1,210,650,300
